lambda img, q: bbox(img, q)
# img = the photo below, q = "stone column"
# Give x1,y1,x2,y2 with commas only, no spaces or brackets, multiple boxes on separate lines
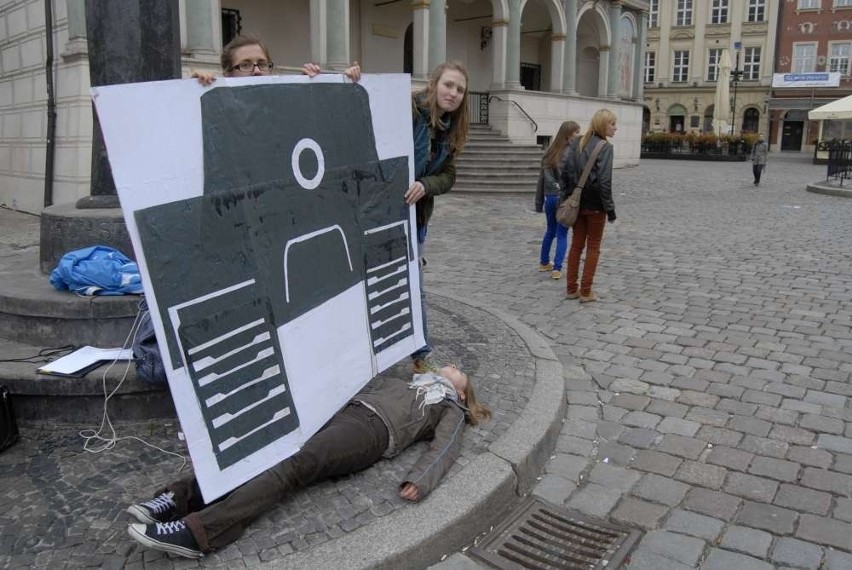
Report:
412,0,430,80
633,11,647,101
427,0,446,71
62,0,88,58
184,0,219,57
67,0,86,38
326,0,350,70
506,0,521,87
310,0,328,66
598,45,610,98
41,0,182,273
491,19,508,88
83,0,181,207
550,35,565,93
607,0,622,99
563,0,578,95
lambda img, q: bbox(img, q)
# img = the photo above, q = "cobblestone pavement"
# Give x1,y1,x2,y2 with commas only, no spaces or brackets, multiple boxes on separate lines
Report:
426,155,852,569
0,295,534,569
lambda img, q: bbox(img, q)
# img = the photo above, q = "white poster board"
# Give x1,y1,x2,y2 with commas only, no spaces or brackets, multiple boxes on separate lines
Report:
93,74,422,501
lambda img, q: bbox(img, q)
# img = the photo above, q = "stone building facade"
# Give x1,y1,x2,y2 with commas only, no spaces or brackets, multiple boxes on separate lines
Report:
0,0,649,214
642,0,779,137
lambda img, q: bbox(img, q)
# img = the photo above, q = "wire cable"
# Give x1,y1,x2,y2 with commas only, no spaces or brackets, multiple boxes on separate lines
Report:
79,300,187,472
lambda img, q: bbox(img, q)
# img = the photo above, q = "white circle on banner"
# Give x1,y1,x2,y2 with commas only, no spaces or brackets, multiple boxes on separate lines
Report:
292,138,324,190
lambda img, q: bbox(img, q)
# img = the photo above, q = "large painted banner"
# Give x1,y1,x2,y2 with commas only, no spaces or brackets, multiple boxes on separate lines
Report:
93,74,421,501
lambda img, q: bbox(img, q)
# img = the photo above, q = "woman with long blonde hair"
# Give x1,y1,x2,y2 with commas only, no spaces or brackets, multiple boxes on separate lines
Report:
559,109,618,303
535,121,580,279
403,61,471,372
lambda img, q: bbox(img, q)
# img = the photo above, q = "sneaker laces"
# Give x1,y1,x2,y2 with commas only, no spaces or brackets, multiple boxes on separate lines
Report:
143,492,176,515
155,520,187,535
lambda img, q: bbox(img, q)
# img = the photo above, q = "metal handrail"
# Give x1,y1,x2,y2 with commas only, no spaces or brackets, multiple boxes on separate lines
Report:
488,95,538,133
826,140,852,185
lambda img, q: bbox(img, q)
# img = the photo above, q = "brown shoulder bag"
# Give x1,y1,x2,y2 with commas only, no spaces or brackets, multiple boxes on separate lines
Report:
556,140,607,227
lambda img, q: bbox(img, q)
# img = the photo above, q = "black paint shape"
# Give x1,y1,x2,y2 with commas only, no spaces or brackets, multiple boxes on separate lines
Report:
201,83,378,196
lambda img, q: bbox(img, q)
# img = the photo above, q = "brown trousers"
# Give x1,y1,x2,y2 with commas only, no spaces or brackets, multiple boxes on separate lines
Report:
162,403,389,551
566,210,607,296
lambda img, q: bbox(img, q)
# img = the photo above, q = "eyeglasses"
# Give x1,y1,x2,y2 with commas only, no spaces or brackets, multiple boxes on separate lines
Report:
231,60,274,73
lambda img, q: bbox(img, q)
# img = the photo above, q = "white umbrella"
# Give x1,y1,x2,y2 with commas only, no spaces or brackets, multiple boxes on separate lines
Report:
712,49,731,136
808,93,852,120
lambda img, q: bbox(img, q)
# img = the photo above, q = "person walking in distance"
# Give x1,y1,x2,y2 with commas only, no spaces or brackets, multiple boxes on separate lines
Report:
750,133,768,186
560,109,618,303
535,121,580,280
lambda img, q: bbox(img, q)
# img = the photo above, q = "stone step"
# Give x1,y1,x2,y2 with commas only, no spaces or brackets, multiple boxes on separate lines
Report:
464,141,542,150
1,337,176,421
455,178,539,187
456,126,543,195
459,151,544,161
0,248,139,347
456,171,539,180
453,185,535,194
455,160,541,169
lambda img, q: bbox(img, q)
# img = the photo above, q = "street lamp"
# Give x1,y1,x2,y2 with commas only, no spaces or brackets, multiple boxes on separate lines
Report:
730,42,744,135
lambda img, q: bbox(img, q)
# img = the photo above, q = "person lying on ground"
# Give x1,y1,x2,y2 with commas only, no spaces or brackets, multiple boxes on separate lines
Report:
191,34,361,86
125,364,491,559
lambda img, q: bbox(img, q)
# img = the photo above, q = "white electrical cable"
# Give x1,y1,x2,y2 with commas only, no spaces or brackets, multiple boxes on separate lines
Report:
79,300,187,472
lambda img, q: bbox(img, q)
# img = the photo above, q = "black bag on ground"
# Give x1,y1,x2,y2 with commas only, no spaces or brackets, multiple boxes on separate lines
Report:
0,385,19,452
132,300,169,387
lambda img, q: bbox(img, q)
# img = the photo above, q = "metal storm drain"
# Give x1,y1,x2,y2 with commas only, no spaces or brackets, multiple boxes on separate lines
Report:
468,497,641,569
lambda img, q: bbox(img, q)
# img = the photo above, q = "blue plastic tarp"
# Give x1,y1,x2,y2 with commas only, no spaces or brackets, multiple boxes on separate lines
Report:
49,246,144,296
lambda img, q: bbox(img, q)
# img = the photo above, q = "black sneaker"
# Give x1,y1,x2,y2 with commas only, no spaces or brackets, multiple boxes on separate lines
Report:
127,520,203,559
127,491,177,524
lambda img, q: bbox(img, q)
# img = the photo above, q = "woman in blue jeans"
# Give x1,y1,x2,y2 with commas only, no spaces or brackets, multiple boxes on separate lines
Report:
535,121,580,279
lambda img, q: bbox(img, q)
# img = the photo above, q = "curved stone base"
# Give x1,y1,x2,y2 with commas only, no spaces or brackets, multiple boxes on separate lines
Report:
806,180,852,198
39,202,134,275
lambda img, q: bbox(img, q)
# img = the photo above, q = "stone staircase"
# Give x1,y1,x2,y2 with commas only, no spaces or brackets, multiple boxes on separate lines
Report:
454,123,543,193
0,212,174,421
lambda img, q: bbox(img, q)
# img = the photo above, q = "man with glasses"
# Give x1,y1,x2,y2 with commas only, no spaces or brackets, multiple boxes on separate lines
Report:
192,35,360,85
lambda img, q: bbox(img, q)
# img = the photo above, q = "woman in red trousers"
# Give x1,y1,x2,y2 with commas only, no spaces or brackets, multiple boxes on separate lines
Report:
559,109,618,303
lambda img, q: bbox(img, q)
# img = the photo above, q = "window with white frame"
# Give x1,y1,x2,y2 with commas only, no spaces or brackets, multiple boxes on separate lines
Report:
645,51,656,83
707,49,723,81
748,0,766,21
676,0,693,26
792,43,817,73
672,50,690,81
711,0,729,24
649,0,659,27
830,42,852,75
835,0,852,7
797,0,820,8
743,47,761,80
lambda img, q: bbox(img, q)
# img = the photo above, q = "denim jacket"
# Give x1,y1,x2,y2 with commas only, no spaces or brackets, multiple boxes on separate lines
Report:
412,97,457,234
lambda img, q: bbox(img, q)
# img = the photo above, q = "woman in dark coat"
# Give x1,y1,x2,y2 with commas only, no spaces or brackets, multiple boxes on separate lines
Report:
560,109,618,303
